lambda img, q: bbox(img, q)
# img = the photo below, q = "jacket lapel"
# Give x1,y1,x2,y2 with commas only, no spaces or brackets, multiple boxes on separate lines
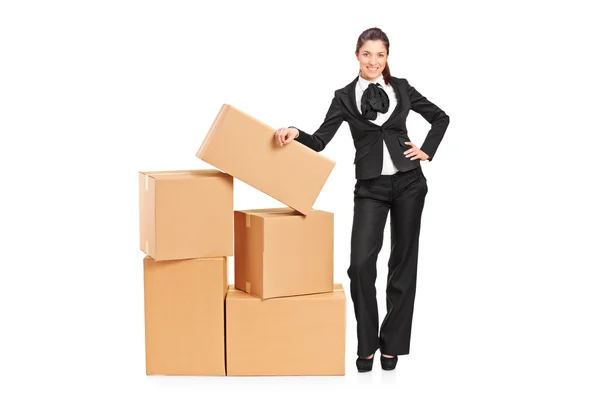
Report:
343,76,362,120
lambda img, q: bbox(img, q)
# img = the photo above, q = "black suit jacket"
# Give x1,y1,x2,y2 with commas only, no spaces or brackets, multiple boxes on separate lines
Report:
292,75,450,180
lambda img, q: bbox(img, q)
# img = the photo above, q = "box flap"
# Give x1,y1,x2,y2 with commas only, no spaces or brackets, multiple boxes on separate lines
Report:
139,169,228,179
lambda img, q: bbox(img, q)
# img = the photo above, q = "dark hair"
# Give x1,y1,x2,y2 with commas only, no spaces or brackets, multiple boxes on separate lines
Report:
355,27,391,85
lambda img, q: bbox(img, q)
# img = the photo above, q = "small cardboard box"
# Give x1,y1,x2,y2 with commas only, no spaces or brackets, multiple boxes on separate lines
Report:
234,207,333,299
196,104,335,215
225,284,346,376
143,256,228,376
139,169,233,261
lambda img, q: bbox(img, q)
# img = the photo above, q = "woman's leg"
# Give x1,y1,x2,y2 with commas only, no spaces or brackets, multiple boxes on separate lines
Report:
347,178,391,357
379,168,428,356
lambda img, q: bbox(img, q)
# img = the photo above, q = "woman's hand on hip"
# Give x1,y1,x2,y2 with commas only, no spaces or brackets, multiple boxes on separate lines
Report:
404,142,430,161
274,127,299,147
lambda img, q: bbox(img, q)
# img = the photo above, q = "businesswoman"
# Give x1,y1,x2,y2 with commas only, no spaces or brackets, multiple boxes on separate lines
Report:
274,27,449,373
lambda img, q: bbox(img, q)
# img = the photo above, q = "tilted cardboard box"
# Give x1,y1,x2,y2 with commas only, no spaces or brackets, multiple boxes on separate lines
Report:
143,256,228,376
196,104,335,215
225,284,346,376
139,169,233,261
234,207,334,300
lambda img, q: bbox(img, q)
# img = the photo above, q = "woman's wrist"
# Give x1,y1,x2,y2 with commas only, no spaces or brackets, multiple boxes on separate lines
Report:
288,126,300,139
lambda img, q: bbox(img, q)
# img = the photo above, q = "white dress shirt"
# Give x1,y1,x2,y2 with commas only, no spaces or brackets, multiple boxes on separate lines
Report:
355,73,399,175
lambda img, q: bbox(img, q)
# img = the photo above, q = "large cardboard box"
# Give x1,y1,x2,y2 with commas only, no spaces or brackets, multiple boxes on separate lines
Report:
196,104,335,215
143,256,228,376
139,169,233,261
234,207,333,299
225,284,346,376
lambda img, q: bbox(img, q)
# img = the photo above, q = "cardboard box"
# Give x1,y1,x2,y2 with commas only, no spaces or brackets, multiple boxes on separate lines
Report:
225,284,346,376
234,207,333,299
196,104,335,215
143,256,228,375
139,169,233,261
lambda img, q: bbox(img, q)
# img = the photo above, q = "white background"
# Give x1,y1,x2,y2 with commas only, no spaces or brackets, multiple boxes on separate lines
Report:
1,0,599,398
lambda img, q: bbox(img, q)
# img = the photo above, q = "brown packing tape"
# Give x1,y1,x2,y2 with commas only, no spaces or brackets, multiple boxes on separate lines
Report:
246,214,251,228
245,282,251,293
145,240,149,255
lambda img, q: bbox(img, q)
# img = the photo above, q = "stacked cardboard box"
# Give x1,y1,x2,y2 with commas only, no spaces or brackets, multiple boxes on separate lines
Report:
139,104,346,376
227,208,345,376
139,170,232,376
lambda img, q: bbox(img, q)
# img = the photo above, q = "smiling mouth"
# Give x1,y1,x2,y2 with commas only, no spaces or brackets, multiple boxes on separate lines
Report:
367,66,379,71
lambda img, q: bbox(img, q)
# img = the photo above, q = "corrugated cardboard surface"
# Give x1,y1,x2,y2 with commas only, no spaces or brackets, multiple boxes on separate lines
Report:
196,104,335,215
139,169,233,261
143,256,228,376
233,211,265,298
225,283,346,376
234,207,334,299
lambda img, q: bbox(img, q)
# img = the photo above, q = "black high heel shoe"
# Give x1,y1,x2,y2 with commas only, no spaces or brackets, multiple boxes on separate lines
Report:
380,354,398,370
356,354,374,372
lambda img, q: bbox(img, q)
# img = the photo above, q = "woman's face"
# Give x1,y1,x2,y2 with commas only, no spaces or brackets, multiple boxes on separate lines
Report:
356,40,388,82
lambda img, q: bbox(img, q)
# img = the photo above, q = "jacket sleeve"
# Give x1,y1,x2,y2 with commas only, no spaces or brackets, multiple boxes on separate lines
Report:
407,81,450,162
289,94,345,152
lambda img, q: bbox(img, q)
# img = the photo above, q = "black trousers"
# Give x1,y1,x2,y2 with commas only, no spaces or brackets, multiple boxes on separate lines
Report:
347,165,428,357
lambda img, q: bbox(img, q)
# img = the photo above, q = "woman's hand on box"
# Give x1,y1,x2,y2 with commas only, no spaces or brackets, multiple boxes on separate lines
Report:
274,128,299,147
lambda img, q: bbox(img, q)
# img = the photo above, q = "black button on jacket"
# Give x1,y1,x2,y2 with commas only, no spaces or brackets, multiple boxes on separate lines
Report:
291,76,450,180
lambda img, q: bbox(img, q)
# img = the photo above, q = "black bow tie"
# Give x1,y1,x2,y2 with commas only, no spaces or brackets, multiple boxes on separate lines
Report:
360,82,390,120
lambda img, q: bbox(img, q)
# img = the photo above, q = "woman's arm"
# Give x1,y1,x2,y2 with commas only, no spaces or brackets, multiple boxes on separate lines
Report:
407,81,450,161
289,95,345,152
